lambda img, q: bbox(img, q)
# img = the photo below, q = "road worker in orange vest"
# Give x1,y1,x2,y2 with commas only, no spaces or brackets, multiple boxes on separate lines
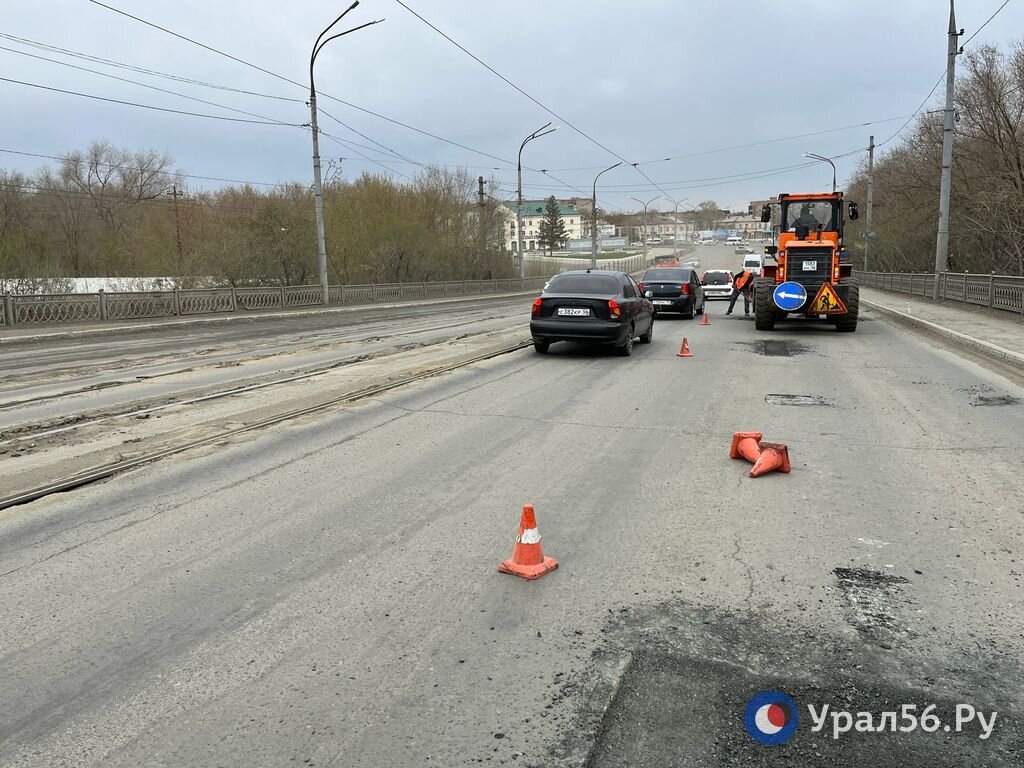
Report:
726,268,754,316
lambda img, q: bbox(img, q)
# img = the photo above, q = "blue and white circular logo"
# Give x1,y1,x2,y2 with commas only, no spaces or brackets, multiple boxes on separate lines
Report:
772,282,807,311
744,690,799,745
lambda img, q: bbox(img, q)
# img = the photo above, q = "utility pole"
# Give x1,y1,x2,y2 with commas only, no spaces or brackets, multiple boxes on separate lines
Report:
477,176,486,277
865,135,874,272
171,185,184,273
591,162,622,269
516,123,558,279
934,0,963,297
309,4,383,305
631,196,659,264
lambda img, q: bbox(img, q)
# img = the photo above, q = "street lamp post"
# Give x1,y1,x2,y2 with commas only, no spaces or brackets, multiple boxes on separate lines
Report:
591,162,622,269
804,152,837,193
664,196,689,259
516,123,558,279
630,195,660,264
309,3,382,305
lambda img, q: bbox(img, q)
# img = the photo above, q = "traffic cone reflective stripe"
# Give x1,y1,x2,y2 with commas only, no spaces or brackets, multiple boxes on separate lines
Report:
749,441,791,477
729,431,763,464
677,337,694,357
498,504,558,580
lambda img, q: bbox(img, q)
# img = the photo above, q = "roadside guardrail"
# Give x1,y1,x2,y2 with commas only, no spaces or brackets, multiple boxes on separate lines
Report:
857,271,1024,315
0,277,552,328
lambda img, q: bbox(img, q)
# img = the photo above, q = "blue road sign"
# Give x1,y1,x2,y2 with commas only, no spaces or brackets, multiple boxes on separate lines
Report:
773,282,807,311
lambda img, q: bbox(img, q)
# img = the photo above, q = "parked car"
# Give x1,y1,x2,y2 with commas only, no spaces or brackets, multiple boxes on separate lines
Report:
638,267,705,318
530,270,654,356
735,244,754,255
630,241,644,247
701,269,734,300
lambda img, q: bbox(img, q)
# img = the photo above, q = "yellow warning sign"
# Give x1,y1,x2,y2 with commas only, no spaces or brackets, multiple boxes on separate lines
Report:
809,283,848,314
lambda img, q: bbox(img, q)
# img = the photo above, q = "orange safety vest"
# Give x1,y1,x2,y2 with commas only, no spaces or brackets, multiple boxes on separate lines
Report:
734,271,753,291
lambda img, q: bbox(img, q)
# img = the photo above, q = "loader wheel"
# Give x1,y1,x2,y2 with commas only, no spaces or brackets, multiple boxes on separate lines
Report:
754,279,775,330
835,281,859,333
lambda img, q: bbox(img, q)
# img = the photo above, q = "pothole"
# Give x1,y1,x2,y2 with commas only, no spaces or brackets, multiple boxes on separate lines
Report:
970,395,1021,407
765,393,832,407
832,567,912,646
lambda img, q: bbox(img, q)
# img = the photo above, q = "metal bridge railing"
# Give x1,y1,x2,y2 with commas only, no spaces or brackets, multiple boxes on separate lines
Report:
0,277,552,328
857,271,1024,315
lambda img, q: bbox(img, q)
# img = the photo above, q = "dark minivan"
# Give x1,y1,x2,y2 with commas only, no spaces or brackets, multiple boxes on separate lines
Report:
639,267,705,318
530,270,654,356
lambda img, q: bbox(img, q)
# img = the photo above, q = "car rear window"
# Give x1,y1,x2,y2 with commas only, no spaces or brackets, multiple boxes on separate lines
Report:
703,272,731,285
642,269,690,282
546,274,620,294
744,259,761,268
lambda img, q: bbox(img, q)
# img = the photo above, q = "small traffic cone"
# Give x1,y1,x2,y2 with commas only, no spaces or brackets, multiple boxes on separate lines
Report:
498,504,558,580
677,337,694,357
749,441,792,477
729,431,763,464
700,312,710,326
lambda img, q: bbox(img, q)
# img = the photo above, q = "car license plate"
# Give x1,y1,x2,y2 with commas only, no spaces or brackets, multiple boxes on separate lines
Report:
654,300,672,305
557,307,590,316
802,260,818,271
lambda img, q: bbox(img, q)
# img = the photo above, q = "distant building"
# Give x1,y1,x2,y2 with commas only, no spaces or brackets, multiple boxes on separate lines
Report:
502,200,584,252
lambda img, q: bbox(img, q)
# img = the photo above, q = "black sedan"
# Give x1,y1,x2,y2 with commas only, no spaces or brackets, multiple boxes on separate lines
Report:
639,267,705,318
530,270,654,356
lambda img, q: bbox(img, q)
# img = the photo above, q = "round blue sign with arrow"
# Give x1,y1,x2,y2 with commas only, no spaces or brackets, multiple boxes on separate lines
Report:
772,282,807,311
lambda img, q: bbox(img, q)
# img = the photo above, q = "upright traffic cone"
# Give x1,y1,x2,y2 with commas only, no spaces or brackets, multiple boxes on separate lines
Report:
749,441,792,477
498,503,558,580
700,311,710,326
729,431,763,464
677,337,694,357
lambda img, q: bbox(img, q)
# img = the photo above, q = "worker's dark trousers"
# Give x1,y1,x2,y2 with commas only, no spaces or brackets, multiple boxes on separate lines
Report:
727,288,750,314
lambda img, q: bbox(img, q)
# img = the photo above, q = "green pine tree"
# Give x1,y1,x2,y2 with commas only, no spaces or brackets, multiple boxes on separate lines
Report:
538,195,569,256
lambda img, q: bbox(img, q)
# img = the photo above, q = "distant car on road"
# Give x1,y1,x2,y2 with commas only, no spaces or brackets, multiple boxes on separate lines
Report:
530,270,654,356
743,255,764,274
639,267,705,319
630,241,644,247
701,269,734,300
735,244,755,255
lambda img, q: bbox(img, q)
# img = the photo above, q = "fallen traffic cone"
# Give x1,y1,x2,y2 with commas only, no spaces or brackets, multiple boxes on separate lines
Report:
749,441,792,477
729,431,763,464
498,503,558,580
700,312,710,326
677,337,694,357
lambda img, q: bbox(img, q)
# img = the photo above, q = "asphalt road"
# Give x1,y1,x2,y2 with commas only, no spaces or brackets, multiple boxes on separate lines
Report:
4,255,1021,767
0,294,534,433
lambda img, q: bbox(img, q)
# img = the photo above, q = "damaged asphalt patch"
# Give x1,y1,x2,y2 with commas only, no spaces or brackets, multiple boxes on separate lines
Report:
546,601,1023,768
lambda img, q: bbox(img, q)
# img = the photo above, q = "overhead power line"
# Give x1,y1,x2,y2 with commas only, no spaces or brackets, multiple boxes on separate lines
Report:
0,77,299,126
962,0,1013,47
0,32,303,102
0,45,296,125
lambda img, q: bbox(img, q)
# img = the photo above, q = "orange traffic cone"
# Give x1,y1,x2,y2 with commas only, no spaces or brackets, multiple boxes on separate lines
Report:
677,337,694,357
498,504,558,580
749,441,792,477
729,431,763,464
700,312,710,326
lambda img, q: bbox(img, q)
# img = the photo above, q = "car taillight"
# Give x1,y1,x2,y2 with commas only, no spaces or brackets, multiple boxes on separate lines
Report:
681,284,690,295
637,282,644,294
531,297,542,317
608,299,621,318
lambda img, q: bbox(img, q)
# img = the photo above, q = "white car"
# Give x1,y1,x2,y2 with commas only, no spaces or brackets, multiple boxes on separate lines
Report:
701,269,734,300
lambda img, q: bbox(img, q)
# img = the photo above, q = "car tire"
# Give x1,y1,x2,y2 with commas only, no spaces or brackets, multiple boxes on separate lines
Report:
696,298,705,315
533,340,550,354
639,318,654,344
617,326,635,356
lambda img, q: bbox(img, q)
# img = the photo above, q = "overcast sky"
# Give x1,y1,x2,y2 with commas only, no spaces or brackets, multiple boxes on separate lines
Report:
3,0,1022,214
